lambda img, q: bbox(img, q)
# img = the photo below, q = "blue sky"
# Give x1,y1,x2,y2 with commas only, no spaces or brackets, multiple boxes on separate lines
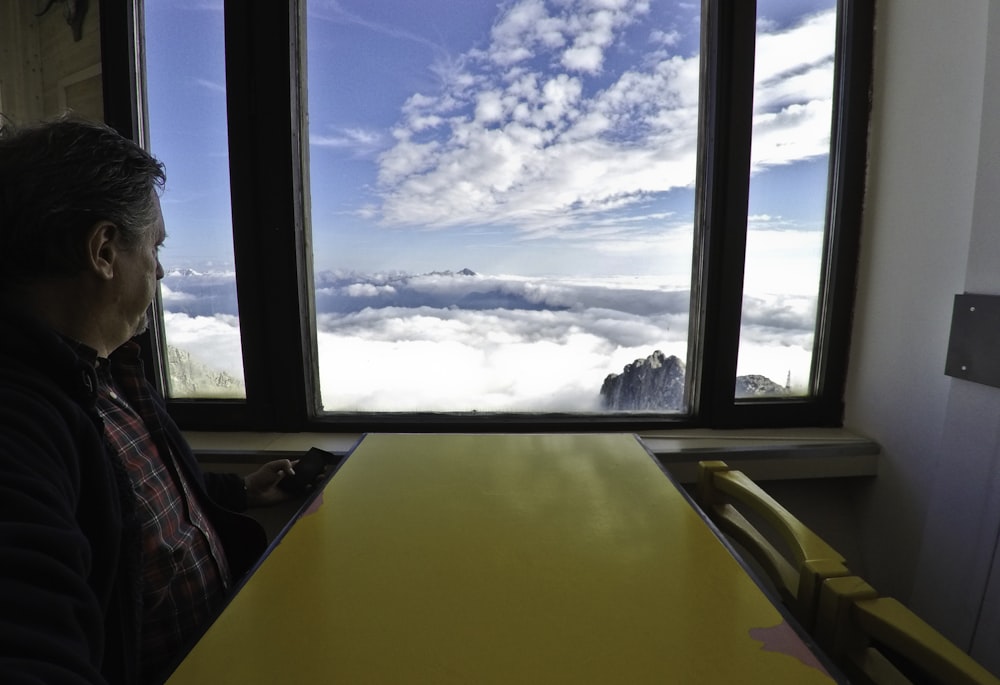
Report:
305,0,697,279
146,0,836,283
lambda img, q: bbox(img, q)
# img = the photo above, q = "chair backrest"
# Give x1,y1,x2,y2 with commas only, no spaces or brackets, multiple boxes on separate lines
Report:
696,460,850,631
816,575,1000,685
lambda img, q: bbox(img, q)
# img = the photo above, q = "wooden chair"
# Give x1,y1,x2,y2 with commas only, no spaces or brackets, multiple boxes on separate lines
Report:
696,460,850,632
816,575,1000,685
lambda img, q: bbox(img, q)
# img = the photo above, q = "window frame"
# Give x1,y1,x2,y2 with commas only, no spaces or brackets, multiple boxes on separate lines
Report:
104,0,873,432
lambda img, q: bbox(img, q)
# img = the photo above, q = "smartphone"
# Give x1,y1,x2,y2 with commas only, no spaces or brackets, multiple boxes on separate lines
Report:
277,447,332,495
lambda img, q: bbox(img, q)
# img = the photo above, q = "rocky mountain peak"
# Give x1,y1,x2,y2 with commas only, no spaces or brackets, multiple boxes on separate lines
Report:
601,350,686,411
601,350,791,411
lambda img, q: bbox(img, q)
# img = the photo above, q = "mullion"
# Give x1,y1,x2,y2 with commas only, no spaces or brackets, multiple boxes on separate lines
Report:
689,0,758,427
810,0,874,420
224,0,309,430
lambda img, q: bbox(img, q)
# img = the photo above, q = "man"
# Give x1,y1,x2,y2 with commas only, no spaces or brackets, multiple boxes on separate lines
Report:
0,117,303,684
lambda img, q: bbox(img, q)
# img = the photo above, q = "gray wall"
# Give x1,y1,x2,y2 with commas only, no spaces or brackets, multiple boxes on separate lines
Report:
842,0,1000,671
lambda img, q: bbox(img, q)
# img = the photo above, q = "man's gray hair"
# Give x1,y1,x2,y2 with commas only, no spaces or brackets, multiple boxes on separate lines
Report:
0,115,166,288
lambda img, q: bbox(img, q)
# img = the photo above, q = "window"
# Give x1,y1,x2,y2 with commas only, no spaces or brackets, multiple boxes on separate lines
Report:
739,0,839,397
143,0,246,400
306,1,702,414
112,0,871,431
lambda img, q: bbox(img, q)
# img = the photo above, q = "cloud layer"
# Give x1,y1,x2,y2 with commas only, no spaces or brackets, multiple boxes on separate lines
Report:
161,269,815,411
374,0,701,235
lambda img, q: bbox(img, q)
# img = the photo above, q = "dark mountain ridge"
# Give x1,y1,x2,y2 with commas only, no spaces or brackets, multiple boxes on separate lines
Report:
600,350,790,411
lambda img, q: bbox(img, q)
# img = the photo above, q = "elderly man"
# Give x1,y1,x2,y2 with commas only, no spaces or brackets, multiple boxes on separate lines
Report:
0,117,301,684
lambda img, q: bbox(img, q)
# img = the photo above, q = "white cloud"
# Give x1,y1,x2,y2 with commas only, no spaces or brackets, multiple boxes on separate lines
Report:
749,11,837,171
311,0,445,54
488,0,562,66
755,11,836,89
163,270,817,411
649,28,680,47
315,304,684,412
562,43,604,73
311,289,815,411
377,52,701,230
344,283,396,297
364,3,835,241
194,78,226,94
310,127,384,155
743,227,824,297
750,99,834,170
159,283,195,305
737,337,813,392
162,311,245,380
474,90,506,123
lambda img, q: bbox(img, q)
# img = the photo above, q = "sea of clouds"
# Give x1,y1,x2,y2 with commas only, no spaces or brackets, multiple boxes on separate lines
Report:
160,268,815,412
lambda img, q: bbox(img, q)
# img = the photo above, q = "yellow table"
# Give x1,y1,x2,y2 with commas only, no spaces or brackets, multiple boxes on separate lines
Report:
165,433,840,684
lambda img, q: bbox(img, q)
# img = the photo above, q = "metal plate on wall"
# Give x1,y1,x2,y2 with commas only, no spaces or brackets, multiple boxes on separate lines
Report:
945,293,1000,388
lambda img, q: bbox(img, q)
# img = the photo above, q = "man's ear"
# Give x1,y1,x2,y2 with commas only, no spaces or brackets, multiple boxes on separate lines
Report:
84,221,119,280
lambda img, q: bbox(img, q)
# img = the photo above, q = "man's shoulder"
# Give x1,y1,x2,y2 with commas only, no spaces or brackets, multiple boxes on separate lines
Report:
0,319,99,423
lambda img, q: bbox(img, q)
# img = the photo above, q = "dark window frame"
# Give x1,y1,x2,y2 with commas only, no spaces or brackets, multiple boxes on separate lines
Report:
103,0,873,433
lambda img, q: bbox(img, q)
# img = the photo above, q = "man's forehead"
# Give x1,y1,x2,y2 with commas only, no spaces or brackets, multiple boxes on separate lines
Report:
150,195,166,241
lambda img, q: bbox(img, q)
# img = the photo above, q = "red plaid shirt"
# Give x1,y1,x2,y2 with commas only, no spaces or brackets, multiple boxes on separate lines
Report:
94,352,231,679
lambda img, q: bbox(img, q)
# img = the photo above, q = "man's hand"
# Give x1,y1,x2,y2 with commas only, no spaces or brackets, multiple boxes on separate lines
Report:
243,459,299,508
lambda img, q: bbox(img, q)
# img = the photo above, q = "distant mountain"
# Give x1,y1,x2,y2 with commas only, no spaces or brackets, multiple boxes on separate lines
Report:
601,350,790,410
428,268,478,277
167,345,245,398
734,374,790,398
601,350,686,411
160,270,240,317
312,268,565,314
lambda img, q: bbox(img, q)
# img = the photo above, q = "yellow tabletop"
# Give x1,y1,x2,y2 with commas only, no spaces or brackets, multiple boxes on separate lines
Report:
166,433,837,684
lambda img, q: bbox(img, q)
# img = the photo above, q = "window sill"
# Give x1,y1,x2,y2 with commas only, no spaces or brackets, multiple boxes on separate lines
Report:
639,428,878,483
185,427,879,484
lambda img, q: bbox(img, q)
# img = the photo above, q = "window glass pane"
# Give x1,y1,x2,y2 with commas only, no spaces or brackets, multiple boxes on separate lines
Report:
737,0,837,398
307,0,700,413
144,0,246,399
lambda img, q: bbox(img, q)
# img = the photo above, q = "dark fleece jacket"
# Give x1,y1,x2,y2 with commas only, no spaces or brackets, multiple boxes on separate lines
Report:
0,306,266,684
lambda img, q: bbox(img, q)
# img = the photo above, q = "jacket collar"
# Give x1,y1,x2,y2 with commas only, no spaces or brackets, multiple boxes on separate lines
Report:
0,302,101,405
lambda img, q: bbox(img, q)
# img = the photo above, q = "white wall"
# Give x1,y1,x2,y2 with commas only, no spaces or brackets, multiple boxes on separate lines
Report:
844,0,983,604
908,2,1000,671
843,0,1000,664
